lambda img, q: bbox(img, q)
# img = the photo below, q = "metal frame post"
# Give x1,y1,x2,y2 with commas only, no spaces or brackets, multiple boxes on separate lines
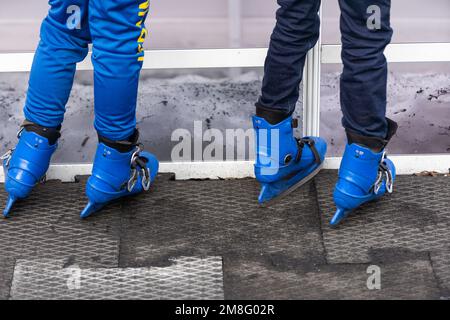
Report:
302,6,322,137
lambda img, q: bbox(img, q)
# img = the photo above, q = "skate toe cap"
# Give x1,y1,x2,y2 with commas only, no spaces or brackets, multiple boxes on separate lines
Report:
4,175,34,199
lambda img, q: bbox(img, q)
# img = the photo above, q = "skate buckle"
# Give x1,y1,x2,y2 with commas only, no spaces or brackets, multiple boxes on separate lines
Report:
16,127,25,139
130,144,143,166
374,170,383,195
1,127,26,168
127,168,138,192
1,149,14,167
39,174,47,184
385,166,394,194
128,144,152,192
141,167,151,191
374,152,394,195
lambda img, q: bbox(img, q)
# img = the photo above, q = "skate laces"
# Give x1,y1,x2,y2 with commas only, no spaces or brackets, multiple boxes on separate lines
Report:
374,151,394,195
127,143,152,192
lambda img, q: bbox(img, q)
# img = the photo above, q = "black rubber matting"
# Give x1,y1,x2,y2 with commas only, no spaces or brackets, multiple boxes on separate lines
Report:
0,258,14,300
0,180,121,269
0,171,449,299
315,170,450,297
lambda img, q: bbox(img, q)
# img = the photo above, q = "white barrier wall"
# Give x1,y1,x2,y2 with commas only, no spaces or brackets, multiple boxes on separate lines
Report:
0,0,449,179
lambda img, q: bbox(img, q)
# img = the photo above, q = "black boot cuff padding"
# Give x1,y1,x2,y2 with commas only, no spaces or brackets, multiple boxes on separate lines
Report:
255,102,292,125
98,129,140,153
346,118,398,151
22,120,61,145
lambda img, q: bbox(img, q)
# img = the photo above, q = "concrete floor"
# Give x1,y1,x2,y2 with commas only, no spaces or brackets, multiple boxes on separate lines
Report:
0,171,449,300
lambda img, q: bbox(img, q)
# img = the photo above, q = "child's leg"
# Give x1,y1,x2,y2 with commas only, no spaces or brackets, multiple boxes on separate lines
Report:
253,0,327,205
3,0,91,217
339,0,394,145
89,0,149,141
258,0,321,118
80,1,158,219
24,0,91,128
330,0,397,226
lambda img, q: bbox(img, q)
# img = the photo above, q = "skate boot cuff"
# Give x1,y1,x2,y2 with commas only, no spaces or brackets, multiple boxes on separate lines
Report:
345,118,398,151
22,120,61,145
255,102,293,125
98,129,140,153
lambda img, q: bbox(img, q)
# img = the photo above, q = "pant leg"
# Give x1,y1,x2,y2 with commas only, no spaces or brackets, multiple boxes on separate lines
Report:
339,0,393,139
259,0,321,115
89,0,149,141
24,0,91,128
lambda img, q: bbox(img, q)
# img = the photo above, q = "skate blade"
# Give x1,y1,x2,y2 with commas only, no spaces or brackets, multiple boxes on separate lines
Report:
80,201,105,219
329,192,393,227
259,163,324,207
329,208,350,227
3,195,17,218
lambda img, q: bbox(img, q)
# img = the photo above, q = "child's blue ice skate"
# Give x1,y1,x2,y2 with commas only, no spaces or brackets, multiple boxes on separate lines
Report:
330,143,396,227
2,122,60,217
80,130,159,219
253,115,327,205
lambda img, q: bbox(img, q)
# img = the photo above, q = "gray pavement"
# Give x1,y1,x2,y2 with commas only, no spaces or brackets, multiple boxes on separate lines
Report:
0,172,449,300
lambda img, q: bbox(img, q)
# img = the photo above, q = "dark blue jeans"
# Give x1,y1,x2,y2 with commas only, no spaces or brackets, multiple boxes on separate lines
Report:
259,0,393,140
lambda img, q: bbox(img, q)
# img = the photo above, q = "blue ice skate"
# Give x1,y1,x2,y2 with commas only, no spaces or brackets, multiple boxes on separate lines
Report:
2,122,60,217
80,133,159,219
330,143,396,227
253,115,327,205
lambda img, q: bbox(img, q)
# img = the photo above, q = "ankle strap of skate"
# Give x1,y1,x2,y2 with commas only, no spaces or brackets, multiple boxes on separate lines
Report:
295,138,321,164
98,129,140,153
21,120,61,145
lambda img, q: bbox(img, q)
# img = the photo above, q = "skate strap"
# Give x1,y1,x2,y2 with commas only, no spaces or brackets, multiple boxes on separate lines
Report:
295,138,321,164
99,137,137,153
99,129,140,153
21,120,61,145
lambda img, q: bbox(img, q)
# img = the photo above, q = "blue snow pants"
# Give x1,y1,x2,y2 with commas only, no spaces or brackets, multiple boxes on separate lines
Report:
24,0,150,141
258,0,393,139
